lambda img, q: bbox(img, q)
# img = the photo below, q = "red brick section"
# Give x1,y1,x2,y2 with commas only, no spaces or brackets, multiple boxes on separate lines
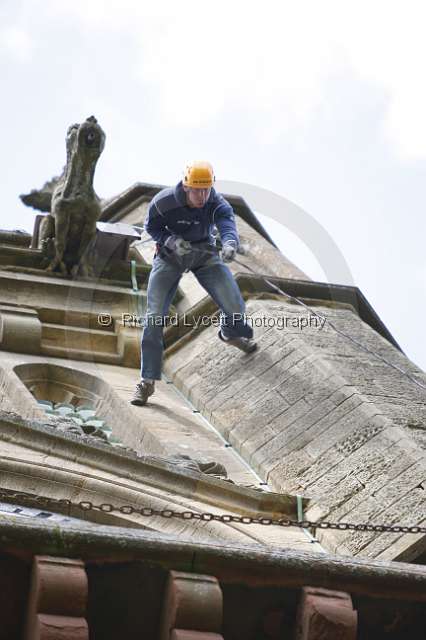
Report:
24,555,89,640
170,632,223,640
160,571,224,640
295,587,357,640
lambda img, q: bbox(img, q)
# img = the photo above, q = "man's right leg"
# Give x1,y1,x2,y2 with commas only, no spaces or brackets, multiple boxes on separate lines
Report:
131,256,181,405
192,253,257,354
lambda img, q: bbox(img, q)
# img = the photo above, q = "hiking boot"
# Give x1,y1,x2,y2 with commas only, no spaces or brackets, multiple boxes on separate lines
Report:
130,380,155,406
218,330,257,354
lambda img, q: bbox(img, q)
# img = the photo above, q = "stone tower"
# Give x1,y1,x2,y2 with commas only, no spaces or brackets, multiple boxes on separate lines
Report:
1,170,426,636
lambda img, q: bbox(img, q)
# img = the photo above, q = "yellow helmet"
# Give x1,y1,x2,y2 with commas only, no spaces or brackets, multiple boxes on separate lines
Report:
183,161,215,189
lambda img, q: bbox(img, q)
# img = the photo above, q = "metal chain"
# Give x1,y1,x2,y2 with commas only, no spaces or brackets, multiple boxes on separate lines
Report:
0,488,424,535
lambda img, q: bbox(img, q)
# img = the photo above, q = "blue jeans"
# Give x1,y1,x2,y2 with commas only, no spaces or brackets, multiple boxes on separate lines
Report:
141,246,253,380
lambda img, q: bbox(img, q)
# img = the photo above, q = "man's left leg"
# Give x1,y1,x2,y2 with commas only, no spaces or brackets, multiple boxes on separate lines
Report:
193,254,256,352
131,255,182,405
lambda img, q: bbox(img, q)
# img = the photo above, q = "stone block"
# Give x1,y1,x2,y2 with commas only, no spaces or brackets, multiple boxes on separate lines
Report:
31,615,88,640
29,556,87,616
304,399,376,460
170,632,223,640
160,571,223,640
267,449,314,492
249,397,311,467
0,305,41,354
25,556,88,640
295,587,357,640
117,324,141,367
260,399,337,463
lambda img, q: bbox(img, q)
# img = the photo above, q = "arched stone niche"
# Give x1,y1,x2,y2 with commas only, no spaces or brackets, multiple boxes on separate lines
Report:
15,363,100,408
13,363,164,456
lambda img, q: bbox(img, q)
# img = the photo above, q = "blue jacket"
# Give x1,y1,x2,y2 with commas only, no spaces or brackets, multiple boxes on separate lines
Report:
145,181,239,246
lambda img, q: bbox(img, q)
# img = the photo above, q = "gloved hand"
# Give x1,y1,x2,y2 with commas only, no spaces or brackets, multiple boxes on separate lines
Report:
221,240,237,263
164,235,192,256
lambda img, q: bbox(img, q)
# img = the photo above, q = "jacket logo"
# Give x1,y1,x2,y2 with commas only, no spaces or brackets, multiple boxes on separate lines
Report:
176,220,200,225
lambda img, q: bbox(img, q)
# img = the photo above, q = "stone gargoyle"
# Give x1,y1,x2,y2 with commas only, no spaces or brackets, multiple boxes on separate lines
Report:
20,116,105,277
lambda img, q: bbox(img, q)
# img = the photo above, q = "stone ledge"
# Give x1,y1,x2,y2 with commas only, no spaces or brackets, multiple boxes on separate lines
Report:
1,517,426,603
0,245,151,287
0,411,304,520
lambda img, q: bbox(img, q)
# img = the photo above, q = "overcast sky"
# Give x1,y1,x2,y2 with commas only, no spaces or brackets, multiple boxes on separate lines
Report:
1,1,425,371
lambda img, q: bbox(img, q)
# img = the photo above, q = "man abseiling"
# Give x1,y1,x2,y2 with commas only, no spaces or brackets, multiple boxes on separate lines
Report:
131,161,256,406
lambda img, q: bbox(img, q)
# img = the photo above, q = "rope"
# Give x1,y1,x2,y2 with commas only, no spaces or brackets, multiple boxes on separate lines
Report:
182,244,425,391
231,255,426,391
134,231,425,391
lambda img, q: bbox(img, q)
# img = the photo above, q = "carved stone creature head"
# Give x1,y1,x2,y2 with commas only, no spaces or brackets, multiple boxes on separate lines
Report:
66,115,106,163
20,115,106,212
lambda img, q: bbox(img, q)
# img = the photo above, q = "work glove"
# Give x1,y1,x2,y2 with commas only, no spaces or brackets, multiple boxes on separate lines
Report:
221,240,237,263
164,235,192,256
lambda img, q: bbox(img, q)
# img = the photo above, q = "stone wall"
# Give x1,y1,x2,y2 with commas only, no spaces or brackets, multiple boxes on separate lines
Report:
164,297,426,561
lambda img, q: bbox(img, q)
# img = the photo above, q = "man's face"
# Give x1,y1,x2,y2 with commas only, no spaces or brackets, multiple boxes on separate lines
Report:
183,186,211,208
